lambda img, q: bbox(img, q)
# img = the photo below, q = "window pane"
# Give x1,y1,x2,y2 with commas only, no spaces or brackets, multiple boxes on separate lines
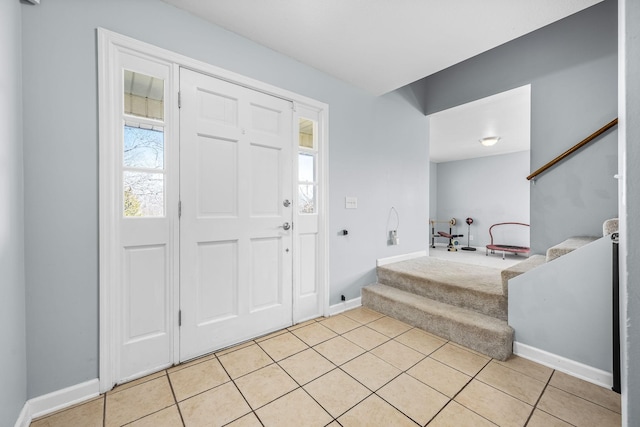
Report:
299,118,314,148
124,125,164,169
124,70,164,120
124,171,164,217
299,153,315,183
299,184,315,214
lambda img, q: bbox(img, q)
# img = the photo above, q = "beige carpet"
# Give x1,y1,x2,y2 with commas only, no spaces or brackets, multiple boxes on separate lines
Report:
377,257,506,320
363,257,514,361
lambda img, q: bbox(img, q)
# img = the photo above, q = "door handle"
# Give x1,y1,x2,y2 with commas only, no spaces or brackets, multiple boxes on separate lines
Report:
281,222,291,230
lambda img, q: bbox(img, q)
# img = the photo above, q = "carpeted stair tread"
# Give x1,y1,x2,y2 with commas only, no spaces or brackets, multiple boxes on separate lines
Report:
501,255,547,295
362,283,513,361
546,236,599,262
377,257,506,320
603,218,618,236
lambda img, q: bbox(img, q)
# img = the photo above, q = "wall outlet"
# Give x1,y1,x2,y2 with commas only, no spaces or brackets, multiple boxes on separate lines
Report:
470,235,474,241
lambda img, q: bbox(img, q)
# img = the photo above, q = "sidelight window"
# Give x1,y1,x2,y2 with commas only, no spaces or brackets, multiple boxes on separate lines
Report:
122,70,166,217
298,118,317,214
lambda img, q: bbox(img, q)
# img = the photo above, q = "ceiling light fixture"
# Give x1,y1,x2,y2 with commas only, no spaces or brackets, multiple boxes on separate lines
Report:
480,136,501,147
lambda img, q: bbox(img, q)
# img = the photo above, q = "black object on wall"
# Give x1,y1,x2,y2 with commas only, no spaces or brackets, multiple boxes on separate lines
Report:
612,232,621,394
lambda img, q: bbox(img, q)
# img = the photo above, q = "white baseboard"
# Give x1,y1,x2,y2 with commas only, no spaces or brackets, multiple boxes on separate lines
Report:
329,296,362,316
14,403,29,427
15,379,100,427
377,250,427,267
513,342,613,388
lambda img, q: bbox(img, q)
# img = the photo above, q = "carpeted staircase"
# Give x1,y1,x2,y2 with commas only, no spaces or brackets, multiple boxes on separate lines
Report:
362,257,514,361
362,222,617,361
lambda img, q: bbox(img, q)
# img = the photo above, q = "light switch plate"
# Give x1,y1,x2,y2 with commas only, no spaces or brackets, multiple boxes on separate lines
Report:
345,196,358,209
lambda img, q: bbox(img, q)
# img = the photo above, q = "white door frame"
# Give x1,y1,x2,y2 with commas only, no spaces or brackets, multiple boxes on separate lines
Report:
98,28,329,393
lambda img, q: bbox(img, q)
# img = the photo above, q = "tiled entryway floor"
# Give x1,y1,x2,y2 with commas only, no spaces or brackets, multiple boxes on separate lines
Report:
31,308,621,427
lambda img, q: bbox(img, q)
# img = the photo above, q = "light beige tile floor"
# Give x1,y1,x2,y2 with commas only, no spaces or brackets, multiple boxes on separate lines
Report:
30,307,621,427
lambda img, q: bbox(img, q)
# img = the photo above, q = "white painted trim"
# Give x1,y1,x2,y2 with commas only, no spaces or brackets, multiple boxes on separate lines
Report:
98,28,329,391
97,28,116,393
376,250,427,267
14,379,100,427
291,103,330,323
14,403,29,427
99,28,324,110
328,296,362,316
319,106,330,318
99,32,179,392
513,342,613,388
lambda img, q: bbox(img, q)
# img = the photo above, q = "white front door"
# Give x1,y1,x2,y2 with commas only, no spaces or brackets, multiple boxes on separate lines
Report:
179,68,294,361
100,31,328,392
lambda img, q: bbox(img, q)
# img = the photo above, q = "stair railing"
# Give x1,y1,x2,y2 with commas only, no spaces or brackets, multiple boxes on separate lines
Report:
527,118,618,181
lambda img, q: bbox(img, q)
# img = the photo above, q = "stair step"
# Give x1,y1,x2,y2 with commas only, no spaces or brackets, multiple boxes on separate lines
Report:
546,236,599,262
501,255,547,294
362,283,513,361
377,257,506,320
603,218,618,236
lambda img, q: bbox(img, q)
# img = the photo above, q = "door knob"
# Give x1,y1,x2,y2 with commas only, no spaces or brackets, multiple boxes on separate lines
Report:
281,222,291,230
283,199,291,207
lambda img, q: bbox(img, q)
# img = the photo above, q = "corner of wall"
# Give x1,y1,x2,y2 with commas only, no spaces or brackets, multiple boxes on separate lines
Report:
0,0,27,426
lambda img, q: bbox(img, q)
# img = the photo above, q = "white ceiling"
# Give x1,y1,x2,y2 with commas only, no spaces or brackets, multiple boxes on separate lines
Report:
429,85,531,163
162,0,601,95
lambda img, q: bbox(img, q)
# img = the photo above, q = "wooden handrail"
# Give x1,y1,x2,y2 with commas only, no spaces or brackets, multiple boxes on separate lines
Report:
527,118,618,181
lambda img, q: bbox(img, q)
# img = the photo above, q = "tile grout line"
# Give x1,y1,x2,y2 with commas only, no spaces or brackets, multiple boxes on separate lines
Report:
275,314,394,424
102,393,106,427
323,315,481,425
428,355,498,426
214,352,265,426
369,387,429,427
108,373,186,427
164,370,187,427
107,371,168,395
543,376,623,415
91,309,616,427
491,358,554,383
538,383,620,422
261,336,342,423
523,368,556,426
333,316,453,426
472,373,544,408
294,377,344,424
428,344,490,378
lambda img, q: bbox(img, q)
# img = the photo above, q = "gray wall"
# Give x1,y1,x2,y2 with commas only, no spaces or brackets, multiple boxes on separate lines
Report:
509,237,612,373
429,162,437,220
620,0,640,423
0,0,27,424
20,0,428,398
414,0,618,254
435,152,530,248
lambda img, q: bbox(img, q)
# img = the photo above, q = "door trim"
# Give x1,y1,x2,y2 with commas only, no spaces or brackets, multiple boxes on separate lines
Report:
98,28,329,393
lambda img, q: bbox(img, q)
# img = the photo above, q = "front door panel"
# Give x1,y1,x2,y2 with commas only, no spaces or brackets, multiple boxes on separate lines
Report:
179,68,293,360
